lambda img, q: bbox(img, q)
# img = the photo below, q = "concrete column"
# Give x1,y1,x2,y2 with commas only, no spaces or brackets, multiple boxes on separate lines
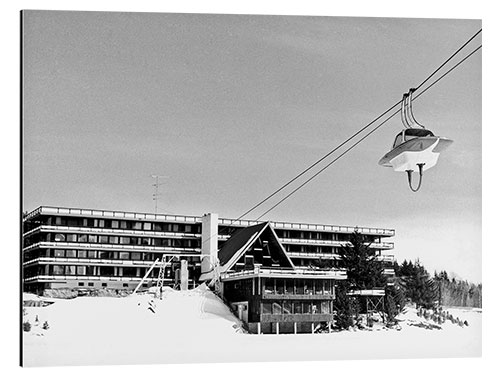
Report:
201,213,219,277
294,322,297,334
276,322,280,335
180,260,189,290
257,322,261,334
311,323,315,334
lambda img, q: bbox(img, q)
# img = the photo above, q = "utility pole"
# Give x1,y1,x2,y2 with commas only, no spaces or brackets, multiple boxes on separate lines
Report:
151,174,168,214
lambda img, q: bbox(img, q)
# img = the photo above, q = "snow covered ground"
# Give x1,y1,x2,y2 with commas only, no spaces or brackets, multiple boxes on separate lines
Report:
22,285,481,367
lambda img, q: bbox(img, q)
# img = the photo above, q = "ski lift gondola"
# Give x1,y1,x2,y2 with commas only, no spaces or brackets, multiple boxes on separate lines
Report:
378,88,453,192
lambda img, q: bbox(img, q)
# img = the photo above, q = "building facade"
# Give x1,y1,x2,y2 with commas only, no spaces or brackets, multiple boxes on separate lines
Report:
22,206,394,332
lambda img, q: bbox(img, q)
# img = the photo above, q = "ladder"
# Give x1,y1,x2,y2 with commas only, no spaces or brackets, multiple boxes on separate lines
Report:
156,255,177,299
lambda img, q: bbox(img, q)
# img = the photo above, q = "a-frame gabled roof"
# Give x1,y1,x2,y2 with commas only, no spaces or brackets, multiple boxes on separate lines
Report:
218,221,295,274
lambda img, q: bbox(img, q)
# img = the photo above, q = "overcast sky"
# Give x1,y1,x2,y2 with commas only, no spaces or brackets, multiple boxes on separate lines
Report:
22,11,481,282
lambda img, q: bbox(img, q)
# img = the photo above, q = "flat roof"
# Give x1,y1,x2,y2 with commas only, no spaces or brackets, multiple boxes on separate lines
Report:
24,205,395,236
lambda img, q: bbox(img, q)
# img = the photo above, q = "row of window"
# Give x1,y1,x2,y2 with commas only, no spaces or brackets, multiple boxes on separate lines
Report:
26,215,201,234
262,301,332,315
23,248,199,263
48,233,199,248
262,278,335,295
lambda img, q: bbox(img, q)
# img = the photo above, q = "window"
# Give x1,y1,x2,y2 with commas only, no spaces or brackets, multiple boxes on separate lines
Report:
88,282,94,287
88,235,98,243
87,250,97,258
119,252,130,260
123,283,129,288
99,251,111,259
321,301,330,314
120,237,131,245
77,250,87,258
276,279,284,294
154,223,163,231
283,301,292,314
66,234,77,242
312,301,321,314
296,280,304,294
314,280,324,295
77,234,88,243
52,265,64,275
286,279,294,294
302,302,312,314
77,266,86,276
172,224,179,232
99,235,109,244
102,283,107,287
140,238,151,246
122,267,136,277
100,267,114,277
143,222,152,231
120,221,127,229
109,236,119,244
65,266,76,275
55,217,63,225
66,250,77,258
54,249,65,257
111,220,119,229
78,282,84,287
131,252,141,260
293,302,302,314
272,302,282,315
54,233,65,242
133,222,142,230
266,303,276,315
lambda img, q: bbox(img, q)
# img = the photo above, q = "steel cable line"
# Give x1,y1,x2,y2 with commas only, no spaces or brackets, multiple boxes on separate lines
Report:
234,28,481,222
199,31,482,249
255,44,482,221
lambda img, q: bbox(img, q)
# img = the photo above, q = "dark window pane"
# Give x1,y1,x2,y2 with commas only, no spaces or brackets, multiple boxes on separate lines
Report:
54,233,65,242
262,303,272,314
87,250,97,258
109,236,119,244
119,252,130,260
293,302,302,314
65,266,76,275
133,222,142,230
77,250,87,258
99,235,109,244
88,235,98,243
120,221,127,229
77,266,86,275
66,250,77,258
54,249,65,257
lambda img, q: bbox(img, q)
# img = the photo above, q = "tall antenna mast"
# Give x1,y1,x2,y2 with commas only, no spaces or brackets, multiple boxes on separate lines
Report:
151,175,168,214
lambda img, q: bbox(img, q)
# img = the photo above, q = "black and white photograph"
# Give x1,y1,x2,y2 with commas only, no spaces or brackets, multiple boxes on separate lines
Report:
14,2,491,372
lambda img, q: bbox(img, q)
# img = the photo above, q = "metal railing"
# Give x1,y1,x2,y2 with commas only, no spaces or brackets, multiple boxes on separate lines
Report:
221,266,347,280
28,225,201,239
218,217,395,236
24,206,202,223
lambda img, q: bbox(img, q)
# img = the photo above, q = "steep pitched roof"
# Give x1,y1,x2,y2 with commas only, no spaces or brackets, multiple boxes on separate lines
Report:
218,222,295,274
218,222,268,267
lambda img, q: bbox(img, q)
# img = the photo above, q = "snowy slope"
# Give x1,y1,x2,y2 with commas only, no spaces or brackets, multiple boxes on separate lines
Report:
22,285,481,367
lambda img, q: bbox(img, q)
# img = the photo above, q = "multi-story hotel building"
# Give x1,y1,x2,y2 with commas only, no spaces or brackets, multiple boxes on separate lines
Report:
22,206,395,333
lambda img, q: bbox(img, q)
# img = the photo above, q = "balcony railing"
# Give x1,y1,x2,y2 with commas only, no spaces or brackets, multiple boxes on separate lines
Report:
218,217,394,236
23,241,201,254
25,225,201,239
221,266,347,280
24,206,202,224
